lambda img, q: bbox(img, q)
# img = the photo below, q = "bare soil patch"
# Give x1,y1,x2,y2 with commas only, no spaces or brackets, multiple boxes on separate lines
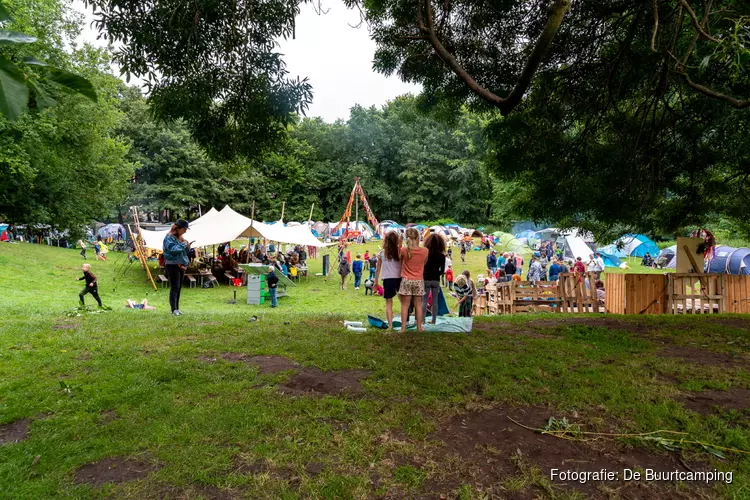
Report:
0,418,30,446
428,405,698,497
52,322,78,330
710,318,750,331
74,456,161,487
198,353,298,373
279,368,372,397
473,322,554,339
245,355,299,374
679,388,750,415
528,317,650,335
98,410,118,424
658,345,749,368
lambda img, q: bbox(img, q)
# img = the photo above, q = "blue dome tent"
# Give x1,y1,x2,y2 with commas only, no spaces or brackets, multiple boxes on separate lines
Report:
598,244,627,259
612,234,660,258
598,251,623,268
707,246,750,275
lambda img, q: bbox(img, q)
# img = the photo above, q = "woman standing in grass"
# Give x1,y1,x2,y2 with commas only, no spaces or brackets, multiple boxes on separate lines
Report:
398,227,428,333
422,233,446,325
163,219,192,316
374,231,402,329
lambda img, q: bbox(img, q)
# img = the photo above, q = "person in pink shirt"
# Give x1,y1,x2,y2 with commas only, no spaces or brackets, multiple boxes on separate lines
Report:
398,227,429,333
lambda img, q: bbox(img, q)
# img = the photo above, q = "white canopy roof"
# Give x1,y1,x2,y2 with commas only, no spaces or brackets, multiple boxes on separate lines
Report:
139,205,332,251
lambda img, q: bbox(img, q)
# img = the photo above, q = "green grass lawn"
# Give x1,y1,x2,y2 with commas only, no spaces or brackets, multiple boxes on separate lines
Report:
1,242,749,499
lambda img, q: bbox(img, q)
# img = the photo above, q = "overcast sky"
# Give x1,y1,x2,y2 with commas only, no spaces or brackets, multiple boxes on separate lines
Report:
72,0,420,122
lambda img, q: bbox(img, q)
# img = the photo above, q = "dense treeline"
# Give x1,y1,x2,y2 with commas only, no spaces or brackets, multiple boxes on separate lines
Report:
119,92,502,226
3,0,750,241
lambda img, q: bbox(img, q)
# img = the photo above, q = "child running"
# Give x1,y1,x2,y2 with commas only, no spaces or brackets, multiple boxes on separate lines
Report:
77,263,102,307
78,239,87,260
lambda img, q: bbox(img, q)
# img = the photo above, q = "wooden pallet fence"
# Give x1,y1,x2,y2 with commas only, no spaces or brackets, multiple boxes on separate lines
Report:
486,280,560,314
605,273,626,314
726,275,750,314
624,274,667,314
557,273,600,314
666,274,724,314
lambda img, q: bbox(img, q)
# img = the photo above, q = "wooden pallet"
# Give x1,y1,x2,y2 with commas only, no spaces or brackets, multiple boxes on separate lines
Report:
557,273,600,314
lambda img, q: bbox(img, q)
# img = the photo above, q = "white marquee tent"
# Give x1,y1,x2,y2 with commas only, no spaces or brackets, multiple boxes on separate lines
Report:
139,206,331,251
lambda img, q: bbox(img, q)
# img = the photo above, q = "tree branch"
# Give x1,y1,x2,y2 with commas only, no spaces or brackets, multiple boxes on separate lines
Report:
678,0,721,43
503,0,571,114
651,0,659,52
417,0,571,115
681,73,750,108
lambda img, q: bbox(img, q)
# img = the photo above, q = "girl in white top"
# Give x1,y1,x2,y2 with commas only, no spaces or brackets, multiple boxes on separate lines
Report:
375,231,402,328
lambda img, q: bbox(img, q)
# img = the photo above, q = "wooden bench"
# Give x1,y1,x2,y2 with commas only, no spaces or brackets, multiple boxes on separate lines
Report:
158,274,169,288
186,275,197,288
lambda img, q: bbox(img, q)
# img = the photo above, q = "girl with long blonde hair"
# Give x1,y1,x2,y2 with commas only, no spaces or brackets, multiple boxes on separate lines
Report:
398,227,429,332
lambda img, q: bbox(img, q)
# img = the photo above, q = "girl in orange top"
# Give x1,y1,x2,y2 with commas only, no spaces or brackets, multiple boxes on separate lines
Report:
398,227,429,333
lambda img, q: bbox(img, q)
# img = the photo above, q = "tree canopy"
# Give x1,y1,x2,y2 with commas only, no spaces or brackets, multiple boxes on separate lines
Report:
83,0,313,161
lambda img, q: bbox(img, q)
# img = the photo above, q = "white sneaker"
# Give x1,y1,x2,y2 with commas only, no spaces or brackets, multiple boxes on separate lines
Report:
172,311,180,316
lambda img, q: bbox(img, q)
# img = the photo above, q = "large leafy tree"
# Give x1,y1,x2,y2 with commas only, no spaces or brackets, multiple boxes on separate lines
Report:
360,0,750,235
0,0,97,121
0,48,133,229
83,0,313,161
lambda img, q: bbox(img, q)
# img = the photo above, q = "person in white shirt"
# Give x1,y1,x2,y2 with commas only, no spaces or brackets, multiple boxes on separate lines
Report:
594,252,605,279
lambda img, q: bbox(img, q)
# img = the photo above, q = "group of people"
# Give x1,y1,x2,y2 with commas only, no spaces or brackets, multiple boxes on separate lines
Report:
360,228,475,333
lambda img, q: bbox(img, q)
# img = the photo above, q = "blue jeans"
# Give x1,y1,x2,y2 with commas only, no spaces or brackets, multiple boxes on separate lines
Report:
269,287,277,307
354,273,362,288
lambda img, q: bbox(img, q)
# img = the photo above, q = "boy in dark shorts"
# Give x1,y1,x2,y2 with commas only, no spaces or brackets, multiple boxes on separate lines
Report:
77,263,102,307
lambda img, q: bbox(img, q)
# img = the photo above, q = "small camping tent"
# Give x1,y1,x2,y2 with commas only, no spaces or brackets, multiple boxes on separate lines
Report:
494,232,527,253
707,246,750,275
598,244,627,259
658,245,677,269
612,234,660,258
560,234,594,262
97,223,126,240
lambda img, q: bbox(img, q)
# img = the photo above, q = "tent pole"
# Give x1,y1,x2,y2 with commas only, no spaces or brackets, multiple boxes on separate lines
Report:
308,203,314,224
281,201,285,223
249,201,256,262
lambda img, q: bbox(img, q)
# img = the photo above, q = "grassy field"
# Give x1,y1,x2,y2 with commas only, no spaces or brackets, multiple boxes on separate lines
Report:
1,242,749,499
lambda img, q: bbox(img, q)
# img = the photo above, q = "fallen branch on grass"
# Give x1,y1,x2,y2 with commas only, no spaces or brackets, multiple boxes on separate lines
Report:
508,416,749,457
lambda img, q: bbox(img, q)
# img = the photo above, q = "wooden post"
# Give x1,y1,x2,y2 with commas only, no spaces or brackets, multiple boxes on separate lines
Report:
280,201,285,223
683,244,708,296
128,208,158,292
247,200,255,264
308,203,314,224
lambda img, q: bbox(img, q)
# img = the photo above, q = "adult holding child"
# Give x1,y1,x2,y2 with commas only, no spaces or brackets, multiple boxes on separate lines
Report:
398,227,428,333
422,233,446,325
163,219,192,316
374,231,402,329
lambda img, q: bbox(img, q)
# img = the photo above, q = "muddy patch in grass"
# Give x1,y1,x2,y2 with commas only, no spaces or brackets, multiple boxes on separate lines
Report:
473,322,554,339
74,456,161,487
199,353,299,373
529,317,651,335
658,345,749,368
426,405,700,497
679,388,750,415
0,418,30,446
245,355,299,374
710,318,750,331
279,368,372,397
52,324,77,330
98,410,118,424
